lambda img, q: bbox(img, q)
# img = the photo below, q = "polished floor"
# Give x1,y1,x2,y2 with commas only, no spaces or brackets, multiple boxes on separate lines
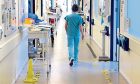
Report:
15,15,128,84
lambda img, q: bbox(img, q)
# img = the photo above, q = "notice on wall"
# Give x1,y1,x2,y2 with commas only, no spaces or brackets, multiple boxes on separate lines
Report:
1,0,16,37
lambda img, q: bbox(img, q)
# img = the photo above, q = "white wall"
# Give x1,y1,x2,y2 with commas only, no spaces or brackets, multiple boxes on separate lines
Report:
0,29,28,84
84,0,110,57
119,34,140,84
86,0,140,83
35,0,42,18
0,0,29,84
35,0,47,19
91,21,110,57
119,0,140,83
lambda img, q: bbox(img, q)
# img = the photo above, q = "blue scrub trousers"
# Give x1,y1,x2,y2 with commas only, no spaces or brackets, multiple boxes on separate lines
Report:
67,36,80,62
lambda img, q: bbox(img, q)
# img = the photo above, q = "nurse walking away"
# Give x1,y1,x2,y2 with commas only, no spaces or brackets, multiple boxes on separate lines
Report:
64,4,84,66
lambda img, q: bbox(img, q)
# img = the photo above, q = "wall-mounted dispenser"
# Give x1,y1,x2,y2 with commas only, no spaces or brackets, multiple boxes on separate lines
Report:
104,26,109,36
108,15,111,23
87,16,89,22
82,20,85,26
91,19,94,25
118,35,130,51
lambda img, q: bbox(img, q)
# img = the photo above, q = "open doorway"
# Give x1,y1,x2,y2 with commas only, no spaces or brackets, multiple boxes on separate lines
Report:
28,0,35,14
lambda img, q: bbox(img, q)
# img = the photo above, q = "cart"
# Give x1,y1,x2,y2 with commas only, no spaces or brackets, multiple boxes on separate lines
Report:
28,24,52,74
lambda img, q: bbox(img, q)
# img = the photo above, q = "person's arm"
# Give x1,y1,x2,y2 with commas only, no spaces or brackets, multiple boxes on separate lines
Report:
64,16,68,31
65,21,67,31
80,24,84,40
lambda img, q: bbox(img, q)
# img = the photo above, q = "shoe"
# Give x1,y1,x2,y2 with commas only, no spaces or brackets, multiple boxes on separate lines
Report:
74,60,78,64
73,60,78,66
69,59,74,66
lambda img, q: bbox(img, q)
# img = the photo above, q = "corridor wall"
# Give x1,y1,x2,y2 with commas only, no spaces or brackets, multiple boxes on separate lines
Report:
35,0,47,19
120,0,140,83
0,0,28,84
85,0,111,58
84,0,140,83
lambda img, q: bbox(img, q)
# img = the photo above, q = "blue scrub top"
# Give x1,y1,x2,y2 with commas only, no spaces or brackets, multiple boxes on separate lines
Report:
64,13,83,37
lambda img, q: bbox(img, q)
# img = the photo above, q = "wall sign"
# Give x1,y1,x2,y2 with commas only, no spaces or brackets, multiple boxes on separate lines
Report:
1,0,16,37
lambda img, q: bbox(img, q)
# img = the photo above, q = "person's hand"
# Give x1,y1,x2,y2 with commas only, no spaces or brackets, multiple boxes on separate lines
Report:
82,34,84,40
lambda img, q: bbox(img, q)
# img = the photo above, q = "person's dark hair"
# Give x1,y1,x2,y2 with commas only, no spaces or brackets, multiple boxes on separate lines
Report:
72,4,79,12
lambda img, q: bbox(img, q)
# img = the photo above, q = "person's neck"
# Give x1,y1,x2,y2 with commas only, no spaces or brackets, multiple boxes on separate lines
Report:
72,12,77,14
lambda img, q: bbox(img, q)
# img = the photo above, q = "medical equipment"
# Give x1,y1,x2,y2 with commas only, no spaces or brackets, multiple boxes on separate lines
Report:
28,24,52,74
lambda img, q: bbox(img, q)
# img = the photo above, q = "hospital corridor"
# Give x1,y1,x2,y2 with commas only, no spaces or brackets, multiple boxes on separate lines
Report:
15,15,127,84
0,0,140,84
